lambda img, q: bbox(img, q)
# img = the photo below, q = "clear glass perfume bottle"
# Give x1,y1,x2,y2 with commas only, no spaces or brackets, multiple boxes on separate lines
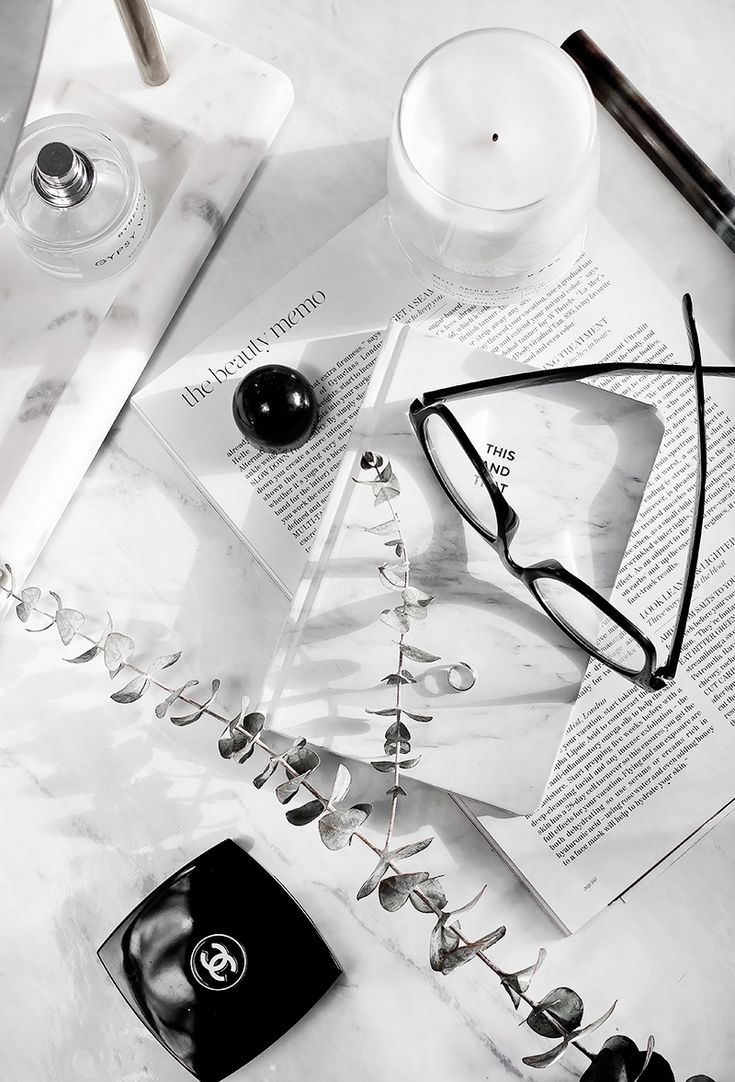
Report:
0,113,150,282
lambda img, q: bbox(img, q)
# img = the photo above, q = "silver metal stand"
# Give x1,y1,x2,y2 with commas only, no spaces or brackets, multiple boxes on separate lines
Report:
112,0,170,86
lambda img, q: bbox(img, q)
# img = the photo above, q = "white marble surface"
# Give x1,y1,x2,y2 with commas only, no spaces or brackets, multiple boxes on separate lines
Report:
0,0,292,589
2,2,735,1081
264,323,661,813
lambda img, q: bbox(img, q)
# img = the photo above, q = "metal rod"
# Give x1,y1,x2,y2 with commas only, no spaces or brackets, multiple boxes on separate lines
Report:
112,0,170,86
561,29,735,256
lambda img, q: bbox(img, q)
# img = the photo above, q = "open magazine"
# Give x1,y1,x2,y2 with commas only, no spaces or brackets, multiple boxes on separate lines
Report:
133,201,735,928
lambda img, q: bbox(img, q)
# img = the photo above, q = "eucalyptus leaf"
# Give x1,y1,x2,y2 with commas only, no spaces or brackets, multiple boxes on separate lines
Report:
585,1038,675,1082
437,926,506,974
401,643,440,663
400,668,416,683
402,587,434,607
380,609,409,634
155,680,199,719
378,872,430,912
384,720,411,741
384,739,411,755
319,803,371,850
284,745,321,775
148,651,182,674
364,520,397,535
525,987,584,1037
523,1000,616,1071
15,586,40,623
65,644,101,664
501,948,547,1009
381,673,409,686
357,856,390,900
276,773,310,804
403,711,432,723
446,885,486,921
393,837,433,862
103,631,135,674
360,450,383,470
253,757,280,789
429,916,461,971
409,877,447,914
286,799,324,826
397,755,421,769
378,564,406,590
377,462,395,484
329,763,352,806
170,678,220,726
374,483,400,506
367,707,399,717
385,784,407,798
371,760,395,773
49,593,84,645
110,673,149,704
403,602,427,620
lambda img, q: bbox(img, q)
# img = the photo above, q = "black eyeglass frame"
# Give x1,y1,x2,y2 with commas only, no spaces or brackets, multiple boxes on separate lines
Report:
408,295,728,692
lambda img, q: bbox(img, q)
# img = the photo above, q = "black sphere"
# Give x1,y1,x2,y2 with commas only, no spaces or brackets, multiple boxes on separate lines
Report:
232,364,319,453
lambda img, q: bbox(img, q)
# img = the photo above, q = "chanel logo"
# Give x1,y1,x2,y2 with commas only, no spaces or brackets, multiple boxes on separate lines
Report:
190,933,247,991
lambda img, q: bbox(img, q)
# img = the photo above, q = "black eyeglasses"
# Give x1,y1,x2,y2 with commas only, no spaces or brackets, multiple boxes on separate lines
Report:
409,295,732,692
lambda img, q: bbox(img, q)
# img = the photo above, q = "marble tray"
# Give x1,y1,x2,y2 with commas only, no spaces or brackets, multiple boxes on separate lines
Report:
0,0,293,590
261,323,664,814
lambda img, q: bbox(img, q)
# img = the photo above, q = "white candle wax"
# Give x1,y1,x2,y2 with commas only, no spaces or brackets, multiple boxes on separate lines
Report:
387,29,600,306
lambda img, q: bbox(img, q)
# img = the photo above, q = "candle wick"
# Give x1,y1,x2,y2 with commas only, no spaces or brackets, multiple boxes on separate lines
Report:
491,132,499,143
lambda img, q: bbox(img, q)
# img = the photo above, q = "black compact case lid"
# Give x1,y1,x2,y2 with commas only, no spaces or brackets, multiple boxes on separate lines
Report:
98,839,341,1082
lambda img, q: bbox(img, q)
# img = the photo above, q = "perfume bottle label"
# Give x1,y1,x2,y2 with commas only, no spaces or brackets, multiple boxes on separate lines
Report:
75,188,151,280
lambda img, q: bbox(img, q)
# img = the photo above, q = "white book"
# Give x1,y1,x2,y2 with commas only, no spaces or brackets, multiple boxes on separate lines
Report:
133,202,735,930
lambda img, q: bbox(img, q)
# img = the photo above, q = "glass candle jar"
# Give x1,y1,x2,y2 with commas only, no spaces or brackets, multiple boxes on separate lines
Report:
387,29,600,307
0,112,150,282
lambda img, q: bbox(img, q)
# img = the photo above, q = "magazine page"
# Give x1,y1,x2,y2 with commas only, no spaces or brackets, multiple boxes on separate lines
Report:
132,204,447,596
459,225,735,931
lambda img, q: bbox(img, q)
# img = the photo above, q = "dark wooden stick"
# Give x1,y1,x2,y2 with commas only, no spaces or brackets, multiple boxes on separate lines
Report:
562,29,735,254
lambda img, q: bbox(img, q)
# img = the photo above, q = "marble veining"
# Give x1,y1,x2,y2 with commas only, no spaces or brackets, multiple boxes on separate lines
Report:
2,2,735,1080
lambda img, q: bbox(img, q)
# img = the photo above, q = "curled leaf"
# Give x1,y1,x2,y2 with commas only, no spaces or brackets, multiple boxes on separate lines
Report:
360,450,384,470
329,764,351,806
253,756,280,790
65,644,102,665
155,680,198,719
430,915,461,971
170,678,220,726
501,948,547,1010
318,803,372,850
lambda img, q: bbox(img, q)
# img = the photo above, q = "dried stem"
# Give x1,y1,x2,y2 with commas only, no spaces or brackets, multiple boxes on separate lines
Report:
0,558,597,1067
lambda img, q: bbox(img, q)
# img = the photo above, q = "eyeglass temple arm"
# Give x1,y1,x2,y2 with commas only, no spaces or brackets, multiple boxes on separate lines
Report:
656,294,707,684
416,357,732,407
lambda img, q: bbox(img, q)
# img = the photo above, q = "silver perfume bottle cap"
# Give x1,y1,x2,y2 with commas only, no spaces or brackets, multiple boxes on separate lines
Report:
32,141,95,208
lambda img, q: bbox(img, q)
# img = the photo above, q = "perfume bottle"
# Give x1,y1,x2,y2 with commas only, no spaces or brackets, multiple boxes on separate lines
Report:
0,113,150,281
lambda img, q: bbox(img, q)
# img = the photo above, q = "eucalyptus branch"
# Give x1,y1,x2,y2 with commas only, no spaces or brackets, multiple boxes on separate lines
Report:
0,479,714,1082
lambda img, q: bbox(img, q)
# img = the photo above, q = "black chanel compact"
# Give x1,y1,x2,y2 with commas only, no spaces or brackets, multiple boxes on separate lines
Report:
98,839,341,1081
